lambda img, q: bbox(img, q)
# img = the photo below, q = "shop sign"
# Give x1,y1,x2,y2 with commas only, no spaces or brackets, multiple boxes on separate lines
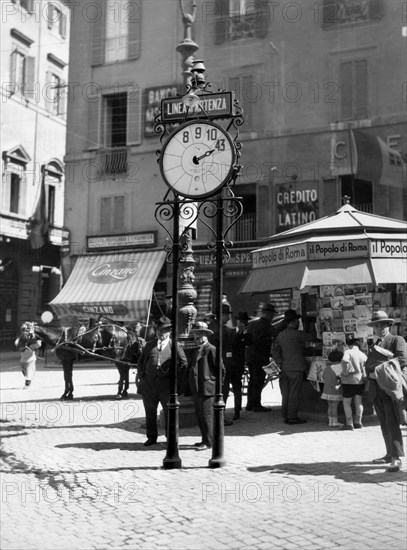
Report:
224,269,249,278
71,304,129,316
194,272,214,282
275,183,319,233
87,232,156,250
196,250,252,266
161,92,234,122
253,244,307,268
87,260,139,284
370,239,407,258
144,85,181,137
308,239,369,260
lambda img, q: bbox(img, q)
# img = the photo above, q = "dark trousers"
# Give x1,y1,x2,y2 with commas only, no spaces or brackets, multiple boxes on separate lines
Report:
246,363,266,409
117,365,130,394
192,393,214,447
373,382,404,459
279,371,304,420
223,366,244,413
141,381,169,440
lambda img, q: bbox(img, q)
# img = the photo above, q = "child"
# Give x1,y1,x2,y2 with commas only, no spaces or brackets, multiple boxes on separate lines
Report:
321,349,344,428
340,338,367,430
14,323,41,389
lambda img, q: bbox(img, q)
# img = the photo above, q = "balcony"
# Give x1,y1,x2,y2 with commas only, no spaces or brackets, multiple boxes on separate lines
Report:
97,147,128,177
228,212,256,242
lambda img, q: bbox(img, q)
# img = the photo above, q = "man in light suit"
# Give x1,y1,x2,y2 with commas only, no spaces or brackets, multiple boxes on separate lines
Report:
137,316,187,447
189,322,225,451
366,311,407,473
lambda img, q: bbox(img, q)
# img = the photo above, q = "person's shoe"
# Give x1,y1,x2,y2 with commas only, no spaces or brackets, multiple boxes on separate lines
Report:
252,406,269,412
116,393,123,399
341,424,354,430
387,459,401,473
121,391,128,398
285,417,307,425
143,438,157,447
194,441,204,447
330,422,343,428
354,423,363,429
372,456,391,464
196,443,211,451
245,405,253,411
233,411,240,421
224,418,233,426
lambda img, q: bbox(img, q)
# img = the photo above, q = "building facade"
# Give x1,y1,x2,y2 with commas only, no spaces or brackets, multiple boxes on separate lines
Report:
63,0,406,322
1,0,70,348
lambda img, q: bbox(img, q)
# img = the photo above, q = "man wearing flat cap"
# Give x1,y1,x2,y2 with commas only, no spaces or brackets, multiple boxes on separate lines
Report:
365,311,406,472
271,309,308,425
137,316,187,447
245,303,278,412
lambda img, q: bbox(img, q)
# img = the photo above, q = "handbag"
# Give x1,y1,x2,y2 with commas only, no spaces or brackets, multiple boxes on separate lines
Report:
262,360,280,381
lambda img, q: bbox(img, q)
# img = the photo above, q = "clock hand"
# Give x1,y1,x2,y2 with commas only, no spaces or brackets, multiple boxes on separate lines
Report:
192,149,215,165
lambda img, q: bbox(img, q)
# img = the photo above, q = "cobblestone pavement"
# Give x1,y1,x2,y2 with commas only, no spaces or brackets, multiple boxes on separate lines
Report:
1,352,406,550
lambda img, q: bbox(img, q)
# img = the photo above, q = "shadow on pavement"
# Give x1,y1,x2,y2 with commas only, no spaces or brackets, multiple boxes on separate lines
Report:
247,461,406,484
55,441,168,452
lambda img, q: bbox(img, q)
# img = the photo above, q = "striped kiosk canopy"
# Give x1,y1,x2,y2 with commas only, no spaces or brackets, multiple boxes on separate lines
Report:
50,251,166,321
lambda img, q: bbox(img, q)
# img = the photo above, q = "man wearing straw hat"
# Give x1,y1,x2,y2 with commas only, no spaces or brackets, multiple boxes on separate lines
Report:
366,311,406,473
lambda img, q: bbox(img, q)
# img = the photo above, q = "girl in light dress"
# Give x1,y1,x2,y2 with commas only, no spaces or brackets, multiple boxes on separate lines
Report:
321,349,343,428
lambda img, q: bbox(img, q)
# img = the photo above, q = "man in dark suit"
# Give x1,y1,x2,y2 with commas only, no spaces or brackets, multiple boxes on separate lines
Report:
189,322,225,451
137,316,188,447
245,303,277,412
366,311,407,473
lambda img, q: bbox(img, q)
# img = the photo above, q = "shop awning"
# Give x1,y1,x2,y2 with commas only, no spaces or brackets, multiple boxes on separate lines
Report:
49,251,166,321
239,258,407,294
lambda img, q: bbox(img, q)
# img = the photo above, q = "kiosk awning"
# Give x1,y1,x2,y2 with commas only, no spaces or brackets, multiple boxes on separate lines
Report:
49,251,166,320
239,258,407,294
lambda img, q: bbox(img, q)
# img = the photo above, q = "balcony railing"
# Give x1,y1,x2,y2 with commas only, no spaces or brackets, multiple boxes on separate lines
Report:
354,202,373,213
228,212,256,242
97,147,128,177
228,14,256,40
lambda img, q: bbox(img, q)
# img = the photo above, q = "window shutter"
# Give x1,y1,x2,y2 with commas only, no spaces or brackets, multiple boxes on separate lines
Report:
24,56,36,100
10,50,17,84
100,197,111,233
322,0,336,28
60,12,67,39
91,4,106,66
128,0,141,60
59,79,67,116
215,0,227,44
340,61,352,119
369,0,383,20
354,59,368,119
45,70,52,111
87,96,100,149
26,0,35,13
47,3,53,29
126,88,141,145
242,75,253,129
254,0,268,39
113,196,125,231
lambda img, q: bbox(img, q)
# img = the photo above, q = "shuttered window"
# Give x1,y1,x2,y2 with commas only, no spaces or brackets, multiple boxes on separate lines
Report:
10,173,21,214
9,49,35,99
100,196,125,233
229,75,254,130
215,0,268,44
340,59,368,120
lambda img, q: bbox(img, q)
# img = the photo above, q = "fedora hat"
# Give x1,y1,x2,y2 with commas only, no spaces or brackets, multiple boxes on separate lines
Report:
190,321,213,335
367,310,394,326
236,311,250,322
156,316,172,330
284,309,301,322
262,303,276,313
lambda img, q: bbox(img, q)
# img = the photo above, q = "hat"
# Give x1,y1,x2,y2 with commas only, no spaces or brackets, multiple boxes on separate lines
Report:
236,311,250,322
190,321,213,335
262,303,276,313
156,316,172,330
222,303,232,314
284,309,301,322
367,311,394,326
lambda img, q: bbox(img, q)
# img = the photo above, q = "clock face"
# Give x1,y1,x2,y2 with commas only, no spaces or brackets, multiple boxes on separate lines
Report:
160,120,236,198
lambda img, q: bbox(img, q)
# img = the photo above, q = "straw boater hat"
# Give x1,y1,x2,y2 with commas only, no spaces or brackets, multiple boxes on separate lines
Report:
367,311,394,326
190,321,213,335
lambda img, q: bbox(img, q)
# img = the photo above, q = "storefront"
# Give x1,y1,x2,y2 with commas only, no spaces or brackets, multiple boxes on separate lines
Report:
239,203,407,416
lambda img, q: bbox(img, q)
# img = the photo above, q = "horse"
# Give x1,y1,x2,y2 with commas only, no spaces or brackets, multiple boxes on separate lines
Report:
26,320,137,400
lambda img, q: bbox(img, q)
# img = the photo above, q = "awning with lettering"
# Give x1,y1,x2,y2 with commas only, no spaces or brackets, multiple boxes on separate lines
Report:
239,257,407,294
49,251,166,321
